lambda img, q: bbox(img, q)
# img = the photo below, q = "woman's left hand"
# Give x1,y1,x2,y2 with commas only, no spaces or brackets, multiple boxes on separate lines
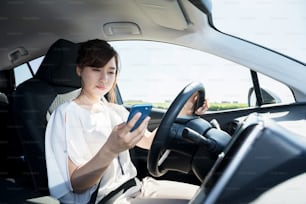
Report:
194,98,209,115
179,92,209,116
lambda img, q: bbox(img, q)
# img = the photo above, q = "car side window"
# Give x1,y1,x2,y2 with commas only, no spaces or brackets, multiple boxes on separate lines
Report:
14,56,44,86
111,41,295,111
13,41,295,111
257,73,295,104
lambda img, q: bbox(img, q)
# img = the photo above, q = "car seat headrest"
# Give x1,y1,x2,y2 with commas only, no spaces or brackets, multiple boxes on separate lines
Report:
35,39,81,88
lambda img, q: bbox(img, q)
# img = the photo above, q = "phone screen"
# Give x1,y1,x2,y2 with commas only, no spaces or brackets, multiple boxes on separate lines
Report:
127,104,152,131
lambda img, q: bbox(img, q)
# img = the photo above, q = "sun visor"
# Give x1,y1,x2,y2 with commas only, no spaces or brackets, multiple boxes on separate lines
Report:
136,0,189,30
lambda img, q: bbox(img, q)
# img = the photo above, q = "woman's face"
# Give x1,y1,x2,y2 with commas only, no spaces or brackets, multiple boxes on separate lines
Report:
77,56,117,100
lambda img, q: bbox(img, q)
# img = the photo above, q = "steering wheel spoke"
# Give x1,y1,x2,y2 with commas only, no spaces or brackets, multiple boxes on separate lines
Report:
148,82,206,177
157,149,171,167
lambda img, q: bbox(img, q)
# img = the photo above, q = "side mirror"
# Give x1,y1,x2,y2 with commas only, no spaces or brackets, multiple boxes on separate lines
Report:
248,87,281,106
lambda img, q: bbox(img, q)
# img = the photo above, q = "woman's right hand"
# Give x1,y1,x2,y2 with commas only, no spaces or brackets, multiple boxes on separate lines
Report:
69,113,150,192
105,112,151,155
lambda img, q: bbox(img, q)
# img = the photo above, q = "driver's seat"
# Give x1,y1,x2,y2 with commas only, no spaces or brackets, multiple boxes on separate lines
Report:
13,38,123,196
12,39,82,194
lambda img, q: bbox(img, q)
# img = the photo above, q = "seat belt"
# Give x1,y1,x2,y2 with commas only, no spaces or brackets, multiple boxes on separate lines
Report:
89,178,137,204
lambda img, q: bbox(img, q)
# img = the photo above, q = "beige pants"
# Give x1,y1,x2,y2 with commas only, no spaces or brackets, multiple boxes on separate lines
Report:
114,177,200,204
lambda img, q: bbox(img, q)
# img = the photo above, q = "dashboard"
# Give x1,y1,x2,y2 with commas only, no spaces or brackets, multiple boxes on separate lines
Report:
191,111,306,204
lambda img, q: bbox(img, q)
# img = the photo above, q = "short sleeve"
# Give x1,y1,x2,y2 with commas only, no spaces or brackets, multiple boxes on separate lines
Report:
45,103,72,198
45,103,95,203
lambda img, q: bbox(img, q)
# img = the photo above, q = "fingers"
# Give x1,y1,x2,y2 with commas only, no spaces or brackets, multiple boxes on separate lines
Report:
128,116,150,146
204,99,209,110
126,112,142,131
195,99,209,115
195,107,206,115
115,113,150,148
192,93,198,103
126,111,150,131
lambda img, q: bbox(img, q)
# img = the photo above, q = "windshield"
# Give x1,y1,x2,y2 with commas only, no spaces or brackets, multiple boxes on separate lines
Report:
212,0,306,63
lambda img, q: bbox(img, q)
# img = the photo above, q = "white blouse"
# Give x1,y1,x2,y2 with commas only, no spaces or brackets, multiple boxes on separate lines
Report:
45,100,137,204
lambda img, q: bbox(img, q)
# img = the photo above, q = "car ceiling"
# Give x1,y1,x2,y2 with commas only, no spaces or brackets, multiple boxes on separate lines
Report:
0,0,207,71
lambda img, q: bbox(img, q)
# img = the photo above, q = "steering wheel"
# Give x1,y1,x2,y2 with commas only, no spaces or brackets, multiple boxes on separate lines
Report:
148,81,205,177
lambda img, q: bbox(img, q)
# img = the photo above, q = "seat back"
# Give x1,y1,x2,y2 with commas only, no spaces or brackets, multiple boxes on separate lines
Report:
12,39,80,194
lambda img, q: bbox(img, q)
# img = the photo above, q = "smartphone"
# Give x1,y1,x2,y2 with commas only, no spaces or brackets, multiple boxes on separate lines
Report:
127,104,152,131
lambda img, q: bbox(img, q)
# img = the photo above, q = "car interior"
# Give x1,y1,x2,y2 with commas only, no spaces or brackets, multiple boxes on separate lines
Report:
1,38,306,204
0,0,305,203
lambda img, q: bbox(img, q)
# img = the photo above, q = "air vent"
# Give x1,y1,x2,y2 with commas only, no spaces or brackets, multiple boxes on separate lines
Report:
226,120,240,135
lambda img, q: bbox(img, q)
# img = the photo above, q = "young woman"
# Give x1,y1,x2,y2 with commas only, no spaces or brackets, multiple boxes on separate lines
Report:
45,39,208,204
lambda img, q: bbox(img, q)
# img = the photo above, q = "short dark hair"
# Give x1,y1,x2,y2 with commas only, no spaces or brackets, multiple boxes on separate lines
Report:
77,39,119,71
